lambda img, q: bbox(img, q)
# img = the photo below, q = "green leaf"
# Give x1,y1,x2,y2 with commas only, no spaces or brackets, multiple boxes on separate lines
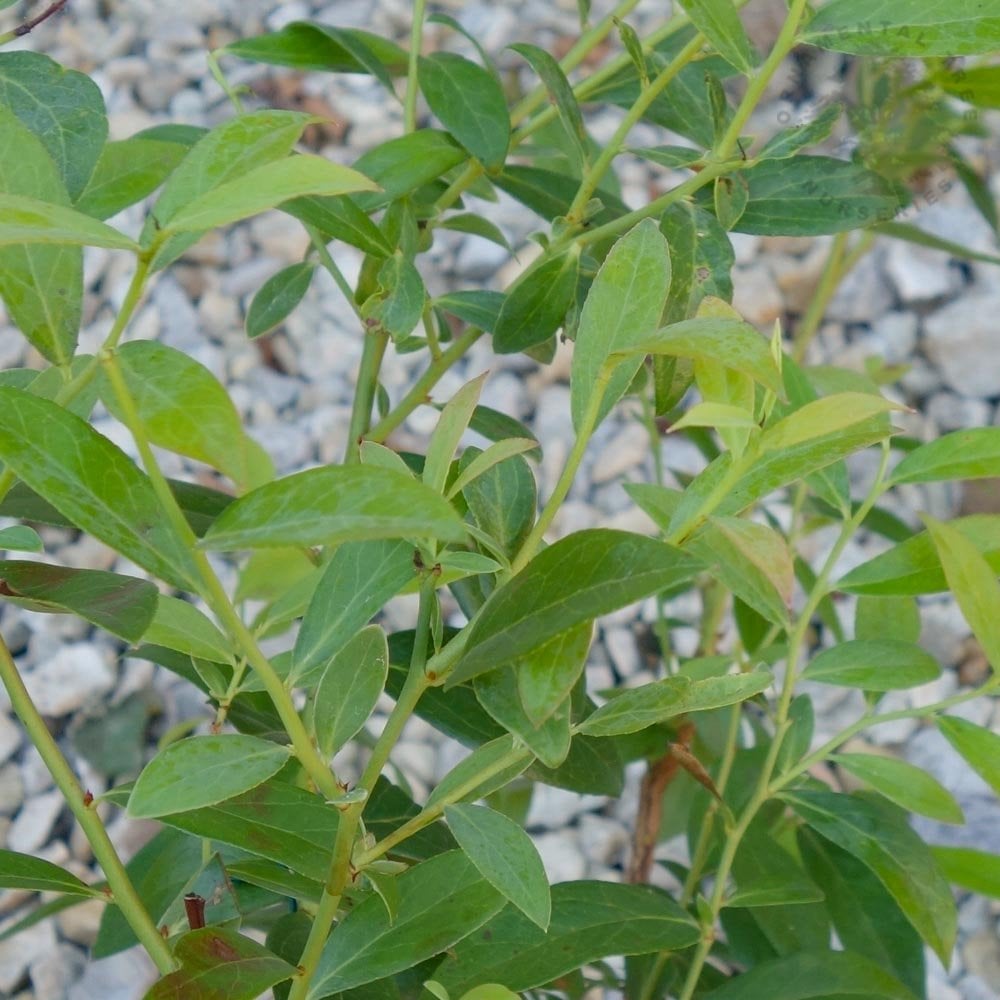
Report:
461,450,536,560
200,465,467,551
246,262,316,339
800,639,939,690
0,192,139,250
0,51,107,200
757,103,843,160
434,291,506,333
509,44,589,170
734,157,908,236
0,849,99,897
475,667,572,769
529,732,623,796
418,53,510,170
226,860,321,905
144,928,296,1000
713,173,749,231
424,375,486,494
128,736,292,819
924,515,1000,669
700,950,919,999
937,715,1000,797
626,318,782,394
783,790,956,963
445,804,551,930
764,393,902,450
891,428,1000,484
803,0,1000,56
426,736,532,809
629,145,704,169
143,596,233,664
313,625,388,757
292,538,414,686
224,23,407,75
0,107,82,367
449,529,699,686
163,154,377,234
937,64,1000,108
854,595,921,643
0,388,200,591
932,846,1000,898
371,254,426,340
676,0,756,71
516,621,593,727
436,213,511,250
433,881,700,994
283,195,393,258
107,340,273,491
0,560,157,642
447,439,539,499
493,250,580,354
799,829,925,998
571,219,672,432
836,515,1000,596
493,165,630,226
74,137,187,220
579,670,772,737
831,753,963,824
352,131,466,211
0,525,42,552
308,852,505,998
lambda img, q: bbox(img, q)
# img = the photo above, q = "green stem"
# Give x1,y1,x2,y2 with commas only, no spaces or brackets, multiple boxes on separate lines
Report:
367,326,484,444
345,328,390,463
404,0,428,133
308,226,365,323
100,353,340,802
0,634,177,974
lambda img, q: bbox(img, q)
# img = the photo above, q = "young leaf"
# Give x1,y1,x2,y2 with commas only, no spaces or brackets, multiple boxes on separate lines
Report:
493,250,580,354
0,193,139,250
578,670,772,737
445,804,551,929
246,262,316,339
418,53,510,170
800,640,940,690
783,790,956,963
432,881,700,995
696,950,919,1000
128,736,292,819
0,51,107,200
426,736,532,809
629,144,704,169
0,389,200,591
313,625,389,757
570,218,672,432
74,137,187,220
0,849,100,898
734,157,908,236
803,0,1000,57
835,515,1000,596
831,753,964,824
0,561,157,642
292,538,415,687
890,428,1000,484
516,621,593,728
143,596,233,665
924,515,1000,669
424,375,486,494
461,449,537,560
449,530,699,687
757,103,843,160
932,846,1000,899
937,715,1000,797
199,465,467,551
371,253,426,340
144,928,297,1000
308,852,506,998
713,173,749,231
107,341,273,492
509,44,589,170
763,393,902,451
162,154,377,234
676,0,756,72
447,439,538,500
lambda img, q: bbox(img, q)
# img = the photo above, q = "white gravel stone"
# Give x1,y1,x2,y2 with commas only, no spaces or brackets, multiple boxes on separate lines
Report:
0,712,20,766
67,946,158,1000
590,423,650,484
29,945,86,1000
526,785,606,830
22,644,114,718
923,292,1000,398
0,764,24,816
0,918,56,993
604,627,641,678
7,790,64,853
533,829,587,883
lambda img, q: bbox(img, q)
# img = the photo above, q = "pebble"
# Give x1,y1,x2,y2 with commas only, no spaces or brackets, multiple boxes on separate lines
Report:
732,261,785,326
22,645,115,718
66,946,158,1000
533,830,587,883
28,944,86,1000
0,919,56,993
923,292,1000,398
7,791,65,854
526,785,606,830
0,712,21,766
603,628,641,678
0,764,24,817
884,238,961,302
590,423,650,484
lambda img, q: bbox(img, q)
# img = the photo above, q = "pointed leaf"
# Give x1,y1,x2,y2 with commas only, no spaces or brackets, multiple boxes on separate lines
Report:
449,530,699,686
890,428,1000,484
143,596,233,664
283,194,393,257
308,852,505,998
313,625,389,756
0,388,200,591
677,0,755,71
571,218,672,431
493,250,579,354
200,466,467,551
246,262,316,339
764,393,902,450
801,639,940,690
0,849,99,898
434,290,506,333
0,193,139,250
129,736,292,819
758,103,843,160
426,736,531,809
418,53,510,169
446,804,550,929
516,621,593,728
461,450,536,560
424,375,486,494
937,715,1000,797
447,439,538,500
932,846,1000,899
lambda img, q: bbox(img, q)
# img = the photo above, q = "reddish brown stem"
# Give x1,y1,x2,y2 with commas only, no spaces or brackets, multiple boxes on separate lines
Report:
12,0,69,37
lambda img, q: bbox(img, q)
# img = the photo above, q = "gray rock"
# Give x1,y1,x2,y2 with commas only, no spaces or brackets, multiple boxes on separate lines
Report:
0,917,56,993
884,237,960,302
0,711,20,766
0,763,24,816
958,975,1000,1000
23,644,114,717
927,393,993,432
590,423,650,484
29,944,87,1000
533,829,587,883
526,785,605,830
7,789,65,853
923,292,1000,398
826,246,894,322
67,946,158,1000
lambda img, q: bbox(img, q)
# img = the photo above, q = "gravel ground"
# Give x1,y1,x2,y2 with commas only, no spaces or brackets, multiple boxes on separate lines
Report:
1,1,1000,997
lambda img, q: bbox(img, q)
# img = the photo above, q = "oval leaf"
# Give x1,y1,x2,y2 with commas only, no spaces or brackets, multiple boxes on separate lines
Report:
0,849,98,897
246,262,316,339
937,715,1000,797
493,250,579,354
128,735,292,819
800,639,940,690
446,803,551,930
516,621,593,728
